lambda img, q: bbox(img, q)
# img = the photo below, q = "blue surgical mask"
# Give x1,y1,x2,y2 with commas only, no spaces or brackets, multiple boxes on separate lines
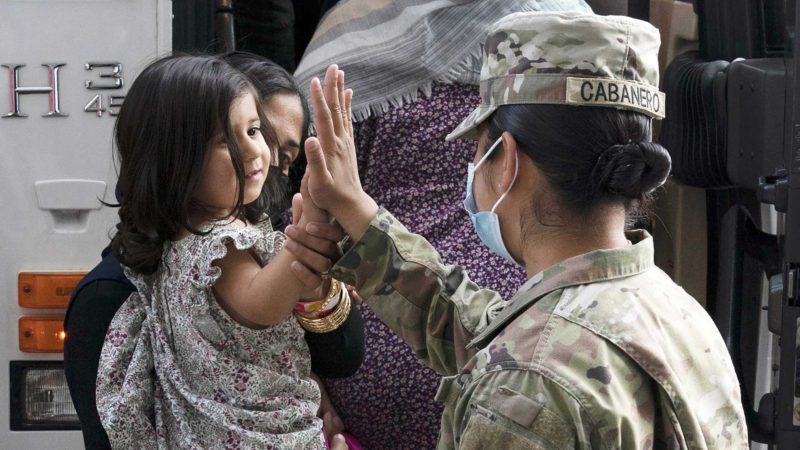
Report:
464,137,519,265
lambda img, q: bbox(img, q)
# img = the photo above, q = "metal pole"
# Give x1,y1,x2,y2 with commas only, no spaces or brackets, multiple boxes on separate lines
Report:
215,0,235,53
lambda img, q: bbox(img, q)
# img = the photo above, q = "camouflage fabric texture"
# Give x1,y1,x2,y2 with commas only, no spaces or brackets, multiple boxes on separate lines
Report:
330,209,749,449
446,11,665,141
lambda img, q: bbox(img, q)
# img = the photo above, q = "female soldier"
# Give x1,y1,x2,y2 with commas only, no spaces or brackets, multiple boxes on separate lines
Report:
290,10,749,449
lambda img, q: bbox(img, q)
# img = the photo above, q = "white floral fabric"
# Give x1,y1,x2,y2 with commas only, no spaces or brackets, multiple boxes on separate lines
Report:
96,220,324,449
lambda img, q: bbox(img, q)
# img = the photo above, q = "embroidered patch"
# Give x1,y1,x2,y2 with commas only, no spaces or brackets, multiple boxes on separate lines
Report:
566,77,665,119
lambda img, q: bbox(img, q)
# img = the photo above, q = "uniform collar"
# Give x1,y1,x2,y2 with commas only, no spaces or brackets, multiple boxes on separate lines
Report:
467,230,654,349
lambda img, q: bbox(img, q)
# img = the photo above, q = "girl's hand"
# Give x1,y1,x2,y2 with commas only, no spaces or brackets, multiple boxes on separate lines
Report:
287,193,343,261
298,163,330,224
304,65,378,240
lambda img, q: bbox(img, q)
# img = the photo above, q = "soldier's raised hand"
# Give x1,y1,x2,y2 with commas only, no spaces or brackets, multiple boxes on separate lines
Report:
303,65,378,241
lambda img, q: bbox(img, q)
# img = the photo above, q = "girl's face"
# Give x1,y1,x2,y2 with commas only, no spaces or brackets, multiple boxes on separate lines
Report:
194,93,270,218
263,93,304,175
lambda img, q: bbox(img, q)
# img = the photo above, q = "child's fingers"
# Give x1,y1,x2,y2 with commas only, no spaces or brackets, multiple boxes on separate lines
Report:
305,221,345,242
285,225,341,259
285,240,333,275
290,261,323,289
291,193,303,226
300,172,326,222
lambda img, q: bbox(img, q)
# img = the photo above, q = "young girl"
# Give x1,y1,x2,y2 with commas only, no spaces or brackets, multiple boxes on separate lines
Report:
223,51,362,444
96,54,347,449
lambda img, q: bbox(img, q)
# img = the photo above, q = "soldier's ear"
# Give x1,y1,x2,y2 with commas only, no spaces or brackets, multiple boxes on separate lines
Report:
498,131,519,193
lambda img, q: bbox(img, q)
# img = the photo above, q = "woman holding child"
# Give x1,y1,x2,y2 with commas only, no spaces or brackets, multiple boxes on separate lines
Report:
94,54,354,449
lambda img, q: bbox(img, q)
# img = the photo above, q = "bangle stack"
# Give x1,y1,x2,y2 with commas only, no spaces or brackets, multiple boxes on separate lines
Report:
294,280,351,333
295,280,342,315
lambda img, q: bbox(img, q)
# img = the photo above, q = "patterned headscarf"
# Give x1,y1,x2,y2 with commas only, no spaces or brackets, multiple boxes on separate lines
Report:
294,0,592,123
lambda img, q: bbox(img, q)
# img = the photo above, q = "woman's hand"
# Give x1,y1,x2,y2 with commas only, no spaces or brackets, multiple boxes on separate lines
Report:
285,192,345,299
287,193,343,260
304,65,378,240
292,217,366,303
310,373,346,446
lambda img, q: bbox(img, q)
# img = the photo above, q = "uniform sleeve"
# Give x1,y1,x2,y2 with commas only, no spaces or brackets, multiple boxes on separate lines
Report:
329,208,505,376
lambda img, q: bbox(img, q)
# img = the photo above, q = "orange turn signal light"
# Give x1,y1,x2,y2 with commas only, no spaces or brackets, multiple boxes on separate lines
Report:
19,315,67,353
18,272,85,309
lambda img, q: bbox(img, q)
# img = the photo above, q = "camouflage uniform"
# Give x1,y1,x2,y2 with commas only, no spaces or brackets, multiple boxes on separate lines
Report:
329,11,748,449
330,209,748,449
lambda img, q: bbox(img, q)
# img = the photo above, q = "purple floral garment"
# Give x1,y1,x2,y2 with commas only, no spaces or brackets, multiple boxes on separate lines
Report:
324,83,527,450
97,220,324,449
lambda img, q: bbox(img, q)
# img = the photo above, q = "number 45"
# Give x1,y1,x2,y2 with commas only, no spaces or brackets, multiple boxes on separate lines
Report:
84,94,125,117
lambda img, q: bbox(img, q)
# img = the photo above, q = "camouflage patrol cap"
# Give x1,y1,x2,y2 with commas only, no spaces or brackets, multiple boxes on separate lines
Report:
446,11,664,141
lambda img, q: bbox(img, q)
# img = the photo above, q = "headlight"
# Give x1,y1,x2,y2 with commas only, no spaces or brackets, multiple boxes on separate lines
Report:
10,361,80,430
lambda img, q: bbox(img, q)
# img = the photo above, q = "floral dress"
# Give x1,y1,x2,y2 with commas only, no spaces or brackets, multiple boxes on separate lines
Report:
96,220,324,450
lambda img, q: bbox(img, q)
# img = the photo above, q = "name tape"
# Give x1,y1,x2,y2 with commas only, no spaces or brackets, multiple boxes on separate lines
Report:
565,77,665,119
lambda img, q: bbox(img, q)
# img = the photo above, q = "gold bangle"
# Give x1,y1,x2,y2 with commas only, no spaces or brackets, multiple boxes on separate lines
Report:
295,288,351,333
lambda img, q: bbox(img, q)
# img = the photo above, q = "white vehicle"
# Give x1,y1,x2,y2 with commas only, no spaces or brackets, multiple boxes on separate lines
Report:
1,0,797,449
1,1,169,447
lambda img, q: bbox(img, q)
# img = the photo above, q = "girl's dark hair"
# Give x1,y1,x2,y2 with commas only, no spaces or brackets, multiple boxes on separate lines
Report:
111,54,278,275
484,104,671,223
223,51,310,195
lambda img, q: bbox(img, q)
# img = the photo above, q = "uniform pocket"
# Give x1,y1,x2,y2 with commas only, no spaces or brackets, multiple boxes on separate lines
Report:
459,386,576,450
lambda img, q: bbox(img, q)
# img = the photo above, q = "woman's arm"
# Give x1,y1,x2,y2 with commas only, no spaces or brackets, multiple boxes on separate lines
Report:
281,192,366,375
298,66,505,374
326,208,504,375
65,277,132,450
304,303,365,378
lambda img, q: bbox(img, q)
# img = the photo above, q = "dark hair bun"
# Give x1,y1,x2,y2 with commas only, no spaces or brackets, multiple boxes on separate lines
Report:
593,141,672,199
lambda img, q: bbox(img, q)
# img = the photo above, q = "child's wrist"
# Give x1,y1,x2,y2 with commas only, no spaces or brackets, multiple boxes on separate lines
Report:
298,279,332,303
296,280,340,317
294,281,352,334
